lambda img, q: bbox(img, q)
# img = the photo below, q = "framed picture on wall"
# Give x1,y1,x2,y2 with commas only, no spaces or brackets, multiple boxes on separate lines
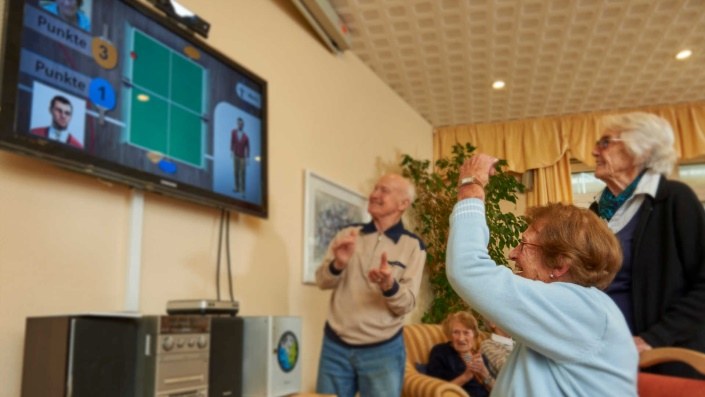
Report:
302,170,369,284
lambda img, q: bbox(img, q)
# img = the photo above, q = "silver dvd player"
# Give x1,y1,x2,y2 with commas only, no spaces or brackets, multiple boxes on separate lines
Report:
166,299,240,316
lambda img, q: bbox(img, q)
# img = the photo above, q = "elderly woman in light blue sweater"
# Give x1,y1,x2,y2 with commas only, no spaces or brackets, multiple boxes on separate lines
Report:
446,153,638,396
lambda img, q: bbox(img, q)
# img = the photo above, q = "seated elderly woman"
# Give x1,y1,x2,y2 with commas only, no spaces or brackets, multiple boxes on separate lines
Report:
446,153,639,396
426,311,493,397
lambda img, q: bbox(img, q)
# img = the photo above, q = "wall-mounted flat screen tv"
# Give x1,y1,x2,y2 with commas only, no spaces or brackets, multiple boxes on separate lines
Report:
0,0,268,217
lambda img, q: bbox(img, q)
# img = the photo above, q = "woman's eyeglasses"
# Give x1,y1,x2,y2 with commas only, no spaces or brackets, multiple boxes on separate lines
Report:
518,240,541,253
595,136,624,150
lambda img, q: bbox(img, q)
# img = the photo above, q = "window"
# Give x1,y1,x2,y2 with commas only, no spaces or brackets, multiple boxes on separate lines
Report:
571,172,604,208
571,163,705,209
678,164,705,208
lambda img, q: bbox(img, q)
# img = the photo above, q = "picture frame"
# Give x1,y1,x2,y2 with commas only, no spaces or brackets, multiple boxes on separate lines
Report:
302,170,369,284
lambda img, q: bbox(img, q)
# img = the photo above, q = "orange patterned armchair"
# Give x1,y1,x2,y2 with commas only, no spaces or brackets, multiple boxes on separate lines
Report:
402,323,469,397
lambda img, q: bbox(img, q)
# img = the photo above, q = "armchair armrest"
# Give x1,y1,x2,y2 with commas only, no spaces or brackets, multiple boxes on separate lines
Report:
638,372,705,397
402,370,469,397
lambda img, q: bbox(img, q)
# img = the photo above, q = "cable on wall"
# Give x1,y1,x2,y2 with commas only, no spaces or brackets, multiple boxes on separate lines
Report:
215,208,235,302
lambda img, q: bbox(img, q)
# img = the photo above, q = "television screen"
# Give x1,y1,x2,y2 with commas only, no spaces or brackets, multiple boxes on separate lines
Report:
0,0,268,217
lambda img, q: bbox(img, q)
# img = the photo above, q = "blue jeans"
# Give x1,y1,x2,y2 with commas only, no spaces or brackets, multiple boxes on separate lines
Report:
316,332,406,397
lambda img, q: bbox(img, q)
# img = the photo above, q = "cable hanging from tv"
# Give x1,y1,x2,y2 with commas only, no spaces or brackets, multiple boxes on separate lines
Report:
216,208,235,303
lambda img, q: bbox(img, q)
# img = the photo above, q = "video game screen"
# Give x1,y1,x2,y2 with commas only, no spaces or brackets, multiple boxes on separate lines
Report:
0,0,268,217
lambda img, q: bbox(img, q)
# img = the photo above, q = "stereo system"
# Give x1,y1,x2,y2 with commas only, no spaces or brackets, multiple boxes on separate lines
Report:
20,314,246,397
136,315,211,397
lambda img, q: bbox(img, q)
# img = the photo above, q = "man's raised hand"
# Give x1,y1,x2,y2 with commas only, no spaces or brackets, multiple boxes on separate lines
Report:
332,229,358,270
368,252,394,291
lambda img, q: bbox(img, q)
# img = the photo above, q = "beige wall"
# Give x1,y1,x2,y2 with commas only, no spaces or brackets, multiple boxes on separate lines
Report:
0,1,432,395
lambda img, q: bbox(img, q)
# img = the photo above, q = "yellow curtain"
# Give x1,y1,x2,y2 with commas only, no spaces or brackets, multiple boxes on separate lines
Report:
525,153,573,207
433,102,705,206
434,118,566,173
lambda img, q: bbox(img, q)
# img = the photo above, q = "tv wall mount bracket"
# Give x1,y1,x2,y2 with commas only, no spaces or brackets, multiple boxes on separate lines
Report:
146,0,210,39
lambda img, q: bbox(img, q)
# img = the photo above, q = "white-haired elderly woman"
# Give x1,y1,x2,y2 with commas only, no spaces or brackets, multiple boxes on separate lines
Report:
590,111,705,379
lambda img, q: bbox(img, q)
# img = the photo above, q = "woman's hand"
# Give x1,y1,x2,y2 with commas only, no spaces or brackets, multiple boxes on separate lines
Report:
634,336,653,353
459,360,477,383
457,153,498,201
468,355,494,389
468,354,489,378
450,353,477,386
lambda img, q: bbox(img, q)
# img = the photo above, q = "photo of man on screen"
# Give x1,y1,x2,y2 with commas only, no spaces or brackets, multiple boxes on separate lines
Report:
42,0,92,32
30,95,84,149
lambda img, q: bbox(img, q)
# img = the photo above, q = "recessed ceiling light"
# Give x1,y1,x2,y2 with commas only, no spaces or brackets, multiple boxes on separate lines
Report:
492,80,506,90
676,49,692,60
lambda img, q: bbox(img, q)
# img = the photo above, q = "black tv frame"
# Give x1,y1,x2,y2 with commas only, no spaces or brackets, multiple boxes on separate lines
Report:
0,0,268,217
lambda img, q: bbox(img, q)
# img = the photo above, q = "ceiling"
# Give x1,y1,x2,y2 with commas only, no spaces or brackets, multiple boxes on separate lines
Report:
327,0,705,128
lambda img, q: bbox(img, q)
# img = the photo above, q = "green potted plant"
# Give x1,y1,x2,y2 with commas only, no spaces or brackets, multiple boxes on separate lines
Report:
401,143,527,324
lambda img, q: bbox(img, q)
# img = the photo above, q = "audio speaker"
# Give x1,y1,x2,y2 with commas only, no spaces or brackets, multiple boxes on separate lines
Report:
21,315,139,397
209,316,244,397
241,316,302,397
